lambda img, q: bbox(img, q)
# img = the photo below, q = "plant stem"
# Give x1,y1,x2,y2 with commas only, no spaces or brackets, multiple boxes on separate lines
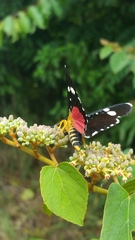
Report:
112,176,120,184
88,182,108,195
9,129,20,146
93,185,108,195
46,146,58,165
1,136,55,165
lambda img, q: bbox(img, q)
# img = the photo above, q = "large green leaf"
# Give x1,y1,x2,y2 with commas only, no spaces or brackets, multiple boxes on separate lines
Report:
110,50,130,73
40,162,88,226
100,183,135,240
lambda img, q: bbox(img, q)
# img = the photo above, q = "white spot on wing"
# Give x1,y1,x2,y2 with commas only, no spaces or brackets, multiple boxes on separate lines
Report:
68,86,75,94
70,87,75,95
92,131,98,136
116,119,119,124
107,111,116,116
78,97,81,102
103,108,110,112
67,86,70,92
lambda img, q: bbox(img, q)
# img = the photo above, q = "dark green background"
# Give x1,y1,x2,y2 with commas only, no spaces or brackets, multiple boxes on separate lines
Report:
0,1,135,239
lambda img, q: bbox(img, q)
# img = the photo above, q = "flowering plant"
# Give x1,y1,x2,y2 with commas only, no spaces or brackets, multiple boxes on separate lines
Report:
0,115,135,238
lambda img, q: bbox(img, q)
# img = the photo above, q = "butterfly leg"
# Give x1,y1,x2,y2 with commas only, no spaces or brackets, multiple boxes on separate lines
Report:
82,136,86,148
58,119,68,132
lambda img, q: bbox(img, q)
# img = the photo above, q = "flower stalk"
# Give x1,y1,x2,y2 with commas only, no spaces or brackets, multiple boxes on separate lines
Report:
1,135,55,165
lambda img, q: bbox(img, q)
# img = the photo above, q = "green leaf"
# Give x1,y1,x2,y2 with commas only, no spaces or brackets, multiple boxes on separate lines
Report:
50,0,62,17
40,162,88,226
3,15,13,36
100,183,135,240
11,18,20,42
27,6,45,29
123,179,135,195
99,45,113,59
110,50,130,73
40,0,51,17
42,203,52,217
18,11,31,34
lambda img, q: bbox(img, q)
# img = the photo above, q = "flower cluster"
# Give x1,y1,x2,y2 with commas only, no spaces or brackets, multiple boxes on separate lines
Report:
17,124,68,147
0,115,68,148
69,141,134,182
0,115,27,134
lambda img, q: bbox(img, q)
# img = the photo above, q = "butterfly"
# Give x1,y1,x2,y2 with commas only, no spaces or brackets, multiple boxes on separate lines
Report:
59,68,133,150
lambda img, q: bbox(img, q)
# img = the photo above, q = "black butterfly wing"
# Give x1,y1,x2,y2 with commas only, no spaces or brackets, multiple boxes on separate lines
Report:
65,68,86,118
65,68,133,140
84,103,132,138
65,69,88,134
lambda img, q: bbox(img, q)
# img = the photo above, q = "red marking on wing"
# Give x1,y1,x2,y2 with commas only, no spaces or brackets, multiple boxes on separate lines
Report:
71,107,85,134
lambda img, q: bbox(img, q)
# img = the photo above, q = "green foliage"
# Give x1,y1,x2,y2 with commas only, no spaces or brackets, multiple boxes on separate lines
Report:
0,0,61,44
42,203,52,216
118,108,135,147
40,162,88,226
0,112,135,237
1,1,135,239
101,183,135,240
123,179,135,195
27,5,46,29
99,41,135,83
100,45,113,59
0,0,65,43
0,0,134,149
0,0,135,190
110,50,131,74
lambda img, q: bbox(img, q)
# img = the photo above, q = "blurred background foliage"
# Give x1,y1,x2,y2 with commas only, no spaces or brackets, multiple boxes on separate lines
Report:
0,0,135,148
0,0,135,239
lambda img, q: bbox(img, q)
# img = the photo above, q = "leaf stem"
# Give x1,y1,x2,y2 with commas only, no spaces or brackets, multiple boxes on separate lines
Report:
112,176,120,184
88,182,108,195
46,146,58,165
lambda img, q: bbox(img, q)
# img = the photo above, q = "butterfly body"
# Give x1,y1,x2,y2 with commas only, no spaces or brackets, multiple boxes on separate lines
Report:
60,69,133,150
68,126,82,151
